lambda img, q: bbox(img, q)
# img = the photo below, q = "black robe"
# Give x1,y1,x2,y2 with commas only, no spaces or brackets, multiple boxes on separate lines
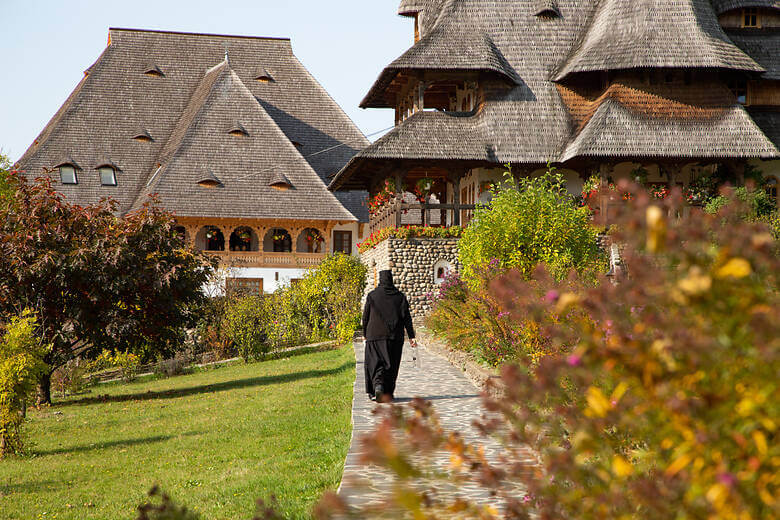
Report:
362,271,415,398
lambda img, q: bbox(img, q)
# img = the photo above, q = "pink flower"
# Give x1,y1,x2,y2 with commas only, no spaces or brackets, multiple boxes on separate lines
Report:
567,354,582,367
544,290,560,303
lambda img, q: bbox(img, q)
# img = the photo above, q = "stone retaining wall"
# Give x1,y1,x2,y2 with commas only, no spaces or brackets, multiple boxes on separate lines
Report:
360,238,461,318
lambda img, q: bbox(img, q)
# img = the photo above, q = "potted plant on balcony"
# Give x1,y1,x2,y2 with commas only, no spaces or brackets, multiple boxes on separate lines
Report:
367,179,398,216
414,177,435,202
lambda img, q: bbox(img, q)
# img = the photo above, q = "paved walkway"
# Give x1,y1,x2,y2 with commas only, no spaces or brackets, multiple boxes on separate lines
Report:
339,339,524,511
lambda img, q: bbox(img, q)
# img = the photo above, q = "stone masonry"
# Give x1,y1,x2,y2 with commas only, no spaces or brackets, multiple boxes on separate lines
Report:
360,238,460,318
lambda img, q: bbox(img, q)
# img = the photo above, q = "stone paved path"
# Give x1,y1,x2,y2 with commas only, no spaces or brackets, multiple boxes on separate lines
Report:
339,339,523,511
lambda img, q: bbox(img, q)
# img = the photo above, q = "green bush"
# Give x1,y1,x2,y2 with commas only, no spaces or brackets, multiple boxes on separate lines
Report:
224,295,271,362
221,254,367,360
0,311,50,456
459,167,604,283
705,186,776,219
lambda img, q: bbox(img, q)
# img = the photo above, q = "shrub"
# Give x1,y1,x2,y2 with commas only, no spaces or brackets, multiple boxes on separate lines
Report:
193,296,236,360
318,186,780,519
0,311,50,456
51,359,91,397
89,350,141,382
705,185,776,219
224,296,271,362
459,167,604,283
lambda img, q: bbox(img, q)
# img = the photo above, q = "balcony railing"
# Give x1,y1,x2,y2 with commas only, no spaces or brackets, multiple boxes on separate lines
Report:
370,201,477,234
204,250,327,269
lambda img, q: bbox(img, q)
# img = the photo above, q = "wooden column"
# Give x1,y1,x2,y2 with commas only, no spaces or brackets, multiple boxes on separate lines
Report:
449,168,467,226
599,162,614,229
395,170,406,228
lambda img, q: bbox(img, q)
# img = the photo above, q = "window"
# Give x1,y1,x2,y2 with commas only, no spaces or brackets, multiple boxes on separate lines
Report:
728,79,748,104
60,165,77,185
766,177,778,206
333,231,352,254
226,278,263,297
98,166,117,186
743,8,760,28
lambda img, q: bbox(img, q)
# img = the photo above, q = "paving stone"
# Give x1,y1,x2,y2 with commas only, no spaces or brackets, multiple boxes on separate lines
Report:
338,340,527,512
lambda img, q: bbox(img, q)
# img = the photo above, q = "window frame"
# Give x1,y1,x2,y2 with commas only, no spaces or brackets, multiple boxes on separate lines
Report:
728,78,749,105
333,230,352,254
742,7,761,28
59,165,78,185
98,166,117,186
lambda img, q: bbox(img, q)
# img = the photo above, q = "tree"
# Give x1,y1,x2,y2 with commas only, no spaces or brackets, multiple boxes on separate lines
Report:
0,311,50,456
0,152,16,210
0,175,215,404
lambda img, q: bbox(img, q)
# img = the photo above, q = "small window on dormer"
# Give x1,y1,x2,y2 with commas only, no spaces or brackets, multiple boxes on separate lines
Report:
534,0,560,18
228,122,249,137
728,79,748,104
60,165,78,185
98,166,117,186
143,64,165,77
132,129,154,142
743,8,760,27
255,68,274,83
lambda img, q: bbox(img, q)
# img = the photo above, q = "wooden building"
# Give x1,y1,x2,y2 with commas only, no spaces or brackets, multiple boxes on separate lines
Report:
15,28,370,293
330,0,780,232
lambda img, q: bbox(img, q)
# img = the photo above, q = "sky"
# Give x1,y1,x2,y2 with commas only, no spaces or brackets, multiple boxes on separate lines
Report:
0,0,412,162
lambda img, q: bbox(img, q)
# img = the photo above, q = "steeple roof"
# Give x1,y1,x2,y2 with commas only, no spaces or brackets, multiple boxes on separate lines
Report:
553,0,763,81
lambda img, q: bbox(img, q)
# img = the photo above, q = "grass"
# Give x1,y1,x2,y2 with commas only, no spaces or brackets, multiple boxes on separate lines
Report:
0,345,356,520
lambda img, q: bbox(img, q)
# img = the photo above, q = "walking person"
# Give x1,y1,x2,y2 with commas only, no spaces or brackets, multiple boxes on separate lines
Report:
362,270,417,402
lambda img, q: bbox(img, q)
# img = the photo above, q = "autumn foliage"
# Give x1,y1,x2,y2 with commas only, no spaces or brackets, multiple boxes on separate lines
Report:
0,173,214,403
317,185,779,519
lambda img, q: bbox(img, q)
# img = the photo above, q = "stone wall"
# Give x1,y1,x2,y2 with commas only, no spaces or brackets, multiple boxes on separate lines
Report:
360,238,461,318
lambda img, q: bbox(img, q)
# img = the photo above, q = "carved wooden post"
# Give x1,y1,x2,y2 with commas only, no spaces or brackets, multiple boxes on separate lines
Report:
599,163,613,229
395,170,405,228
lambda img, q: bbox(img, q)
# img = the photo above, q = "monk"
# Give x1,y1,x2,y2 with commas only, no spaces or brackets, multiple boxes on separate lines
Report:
362,270,417,402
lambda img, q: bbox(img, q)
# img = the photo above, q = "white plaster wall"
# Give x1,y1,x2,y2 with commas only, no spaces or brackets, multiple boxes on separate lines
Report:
204,267,310,296
331,222,369,256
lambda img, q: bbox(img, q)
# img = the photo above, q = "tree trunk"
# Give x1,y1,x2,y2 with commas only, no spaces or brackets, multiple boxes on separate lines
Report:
36,371,52,406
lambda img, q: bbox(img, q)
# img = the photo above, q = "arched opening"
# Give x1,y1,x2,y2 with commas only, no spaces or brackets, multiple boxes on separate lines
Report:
297,228,324,253
264,228,292,253
433,259,453,284
198,226,225,251
229,226,258,252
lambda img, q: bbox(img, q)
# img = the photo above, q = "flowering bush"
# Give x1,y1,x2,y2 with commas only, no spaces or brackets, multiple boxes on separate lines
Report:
316,185,779,519
357,226,462,253
648,183,670,199
459,168,604,283
1,311,50,456
367,179,397,216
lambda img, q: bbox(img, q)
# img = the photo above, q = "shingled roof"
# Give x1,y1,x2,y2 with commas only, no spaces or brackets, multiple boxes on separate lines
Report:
329,0,780,191
16,28,368,221
554,0,763,81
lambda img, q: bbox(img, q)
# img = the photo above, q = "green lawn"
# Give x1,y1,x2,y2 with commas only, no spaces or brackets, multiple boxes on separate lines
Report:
0,345,355,520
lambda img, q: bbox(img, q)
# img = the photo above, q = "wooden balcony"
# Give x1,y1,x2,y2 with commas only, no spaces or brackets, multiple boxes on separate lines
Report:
204,250,327,269
370,201,477,234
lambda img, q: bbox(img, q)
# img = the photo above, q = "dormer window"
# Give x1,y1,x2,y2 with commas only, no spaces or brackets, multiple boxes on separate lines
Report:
59,164,78,185
98,166,117,186
228,122,249,137
728,78,748,104
255,68,274,83
197,170,223,189
534,0,560,18
132,129,154,142
143,64,165,77
268,172,292,191
742,7,760,27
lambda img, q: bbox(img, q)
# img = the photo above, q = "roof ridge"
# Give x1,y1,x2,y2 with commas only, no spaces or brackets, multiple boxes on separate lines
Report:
108,27,290,41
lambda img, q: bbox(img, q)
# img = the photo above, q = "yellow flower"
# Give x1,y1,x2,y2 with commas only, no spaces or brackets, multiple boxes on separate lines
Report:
585,386,611,418
612,456,634,478
677,266,712,296
715,258,752,279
